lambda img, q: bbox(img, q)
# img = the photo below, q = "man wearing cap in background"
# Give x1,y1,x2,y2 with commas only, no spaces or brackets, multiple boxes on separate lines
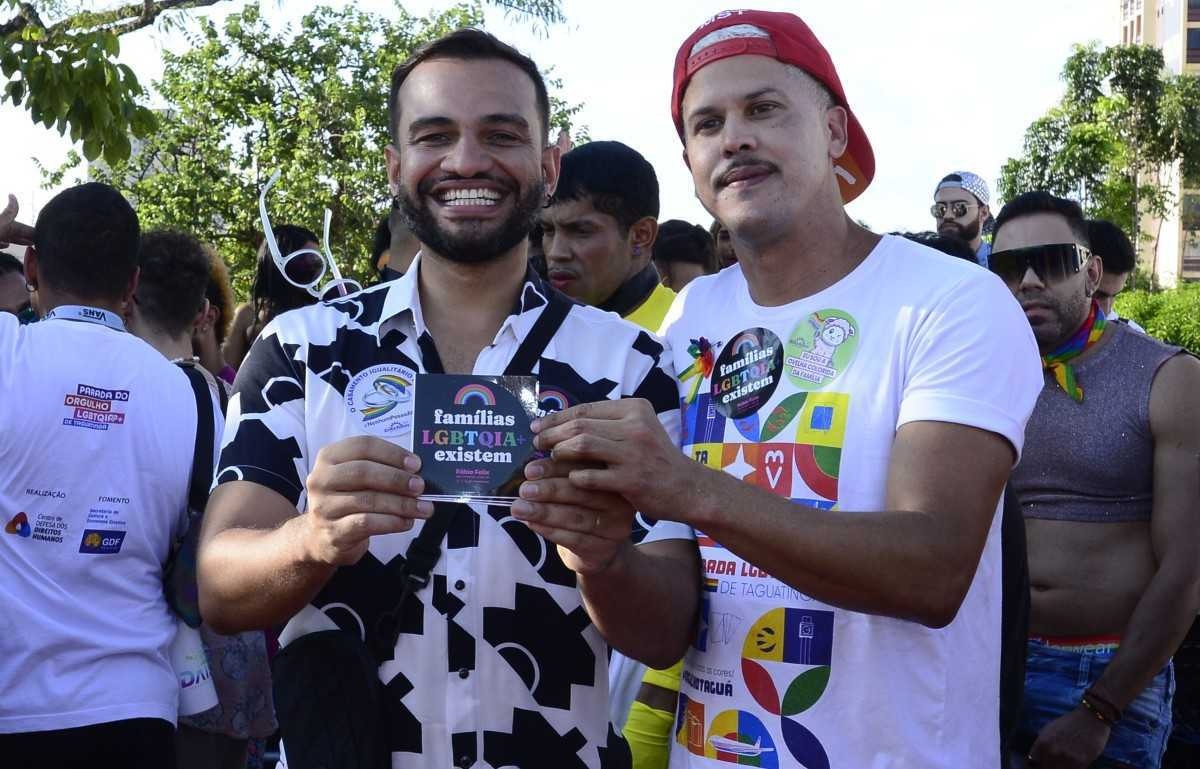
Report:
529,9,1042,767
934,171,993,267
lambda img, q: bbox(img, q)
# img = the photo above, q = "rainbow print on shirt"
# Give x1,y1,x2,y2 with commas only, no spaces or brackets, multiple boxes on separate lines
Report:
682,389,848,507
678,319,860,769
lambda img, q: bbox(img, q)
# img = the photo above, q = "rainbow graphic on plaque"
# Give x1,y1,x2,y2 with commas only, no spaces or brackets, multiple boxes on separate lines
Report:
453,383,497,407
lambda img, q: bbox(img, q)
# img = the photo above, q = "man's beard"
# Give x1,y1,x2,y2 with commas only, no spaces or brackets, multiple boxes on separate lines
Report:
938,217,981,243
1019,287,1091,351
396,176,546,265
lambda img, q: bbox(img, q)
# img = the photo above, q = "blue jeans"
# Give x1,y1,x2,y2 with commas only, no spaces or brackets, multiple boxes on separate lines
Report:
1018,638,1174,768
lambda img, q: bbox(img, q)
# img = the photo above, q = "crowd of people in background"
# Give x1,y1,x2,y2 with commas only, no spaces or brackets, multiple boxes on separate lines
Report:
1,8,1198,769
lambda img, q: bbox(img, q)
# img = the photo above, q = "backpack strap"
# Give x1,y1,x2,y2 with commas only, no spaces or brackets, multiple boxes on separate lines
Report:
503,288,573,376
164,364,222,627
180,364,218,515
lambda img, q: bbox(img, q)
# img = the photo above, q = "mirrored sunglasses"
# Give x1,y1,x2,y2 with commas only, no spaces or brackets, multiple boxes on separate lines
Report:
930,201,976,219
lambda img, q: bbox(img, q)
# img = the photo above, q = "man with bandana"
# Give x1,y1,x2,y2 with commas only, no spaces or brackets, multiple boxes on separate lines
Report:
992,191,1200,769
933,170,993,267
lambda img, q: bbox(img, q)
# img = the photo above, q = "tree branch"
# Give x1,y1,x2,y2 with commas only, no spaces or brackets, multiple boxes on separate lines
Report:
103,0,224,38
0,2,44,38
486,0,565,24
2,0,225,40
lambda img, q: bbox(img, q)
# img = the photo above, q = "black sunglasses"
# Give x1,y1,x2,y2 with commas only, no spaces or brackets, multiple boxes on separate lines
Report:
988,243,1089,285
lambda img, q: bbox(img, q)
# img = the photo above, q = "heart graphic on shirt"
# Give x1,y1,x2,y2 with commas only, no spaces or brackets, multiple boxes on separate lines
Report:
4,512,31,538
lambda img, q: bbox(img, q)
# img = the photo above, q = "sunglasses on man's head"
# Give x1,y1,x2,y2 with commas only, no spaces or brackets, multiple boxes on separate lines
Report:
988,243,1090,285
930,201,976,220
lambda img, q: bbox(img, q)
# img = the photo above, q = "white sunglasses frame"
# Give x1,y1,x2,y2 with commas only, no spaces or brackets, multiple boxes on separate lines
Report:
258,171,361,300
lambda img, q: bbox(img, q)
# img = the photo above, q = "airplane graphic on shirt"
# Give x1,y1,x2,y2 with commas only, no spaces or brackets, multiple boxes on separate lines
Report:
708,735,775,757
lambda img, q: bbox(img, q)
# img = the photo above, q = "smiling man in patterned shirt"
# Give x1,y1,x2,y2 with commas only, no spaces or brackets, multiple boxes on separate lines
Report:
197,29,698,769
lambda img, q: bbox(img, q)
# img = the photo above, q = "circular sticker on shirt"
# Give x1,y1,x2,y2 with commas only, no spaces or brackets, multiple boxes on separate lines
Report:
345,364,416,438
710,328,783,419
784,310,859,390
536,387,575,418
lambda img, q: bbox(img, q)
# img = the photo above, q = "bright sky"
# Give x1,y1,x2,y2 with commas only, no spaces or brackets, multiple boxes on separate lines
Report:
3,0,1118,233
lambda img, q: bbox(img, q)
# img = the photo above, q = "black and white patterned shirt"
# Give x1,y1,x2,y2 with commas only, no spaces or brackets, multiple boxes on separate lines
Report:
215,255,687,769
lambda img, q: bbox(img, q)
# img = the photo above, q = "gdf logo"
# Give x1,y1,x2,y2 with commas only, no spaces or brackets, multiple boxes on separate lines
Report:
79,529,126,554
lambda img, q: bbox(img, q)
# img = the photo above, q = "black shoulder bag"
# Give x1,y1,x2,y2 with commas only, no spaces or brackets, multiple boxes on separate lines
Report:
272,291,572,769
164,363,228,628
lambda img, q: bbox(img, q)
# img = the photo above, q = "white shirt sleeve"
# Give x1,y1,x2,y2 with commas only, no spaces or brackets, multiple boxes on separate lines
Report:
897,272,1043,461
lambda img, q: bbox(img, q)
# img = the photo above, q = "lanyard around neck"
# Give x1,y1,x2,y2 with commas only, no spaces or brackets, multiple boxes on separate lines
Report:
42,305,126,333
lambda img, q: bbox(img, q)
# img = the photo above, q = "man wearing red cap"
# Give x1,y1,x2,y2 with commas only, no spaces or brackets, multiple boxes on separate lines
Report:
527,10,1043,767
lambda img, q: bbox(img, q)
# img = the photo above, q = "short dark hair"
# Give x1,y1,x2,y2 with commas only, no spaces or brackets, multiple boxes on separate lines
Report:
135,229,211,337
1086,219,1135,274
896,231,978,263
372,216,391,269
992,191,1090,248
388,28,550,146
0,252,22,277
33,182,139,301
654,219,716,271
525,222,547,278
549,141,660,232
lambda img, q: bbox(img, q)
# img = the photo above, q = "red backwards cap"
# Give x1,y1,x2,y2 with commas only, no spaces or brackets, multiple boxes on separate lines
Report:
671,9,875,203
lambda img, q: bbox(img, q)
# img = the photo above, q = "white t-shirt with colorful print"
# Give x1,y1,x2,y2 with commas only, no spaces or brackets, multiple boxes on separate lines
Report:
660,235,1042,769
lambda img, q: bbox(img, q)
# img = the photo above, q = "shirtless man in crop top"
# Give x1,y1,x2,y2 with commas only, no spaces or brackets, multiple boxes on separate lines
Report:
991,191,1200,769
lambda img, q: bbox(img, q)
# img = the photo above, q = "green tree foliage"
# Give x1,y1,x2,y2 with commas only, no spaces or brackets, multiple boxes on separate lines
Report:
2,1,225,165
47,2,582,294
998,44,1200,251
1115,283,1200,353
3,0,563,166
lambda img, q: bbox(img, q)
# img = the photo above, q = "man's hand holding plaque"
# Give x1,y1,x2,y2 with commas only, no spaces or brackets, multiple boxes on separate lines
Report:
302,436,434,566
511,398,681,575
511,456,639,575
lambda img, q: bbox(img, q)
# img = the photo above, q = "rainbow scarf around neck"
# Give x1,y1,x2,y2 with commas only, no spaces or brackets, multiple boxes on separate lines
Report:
1042,301,1107,403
